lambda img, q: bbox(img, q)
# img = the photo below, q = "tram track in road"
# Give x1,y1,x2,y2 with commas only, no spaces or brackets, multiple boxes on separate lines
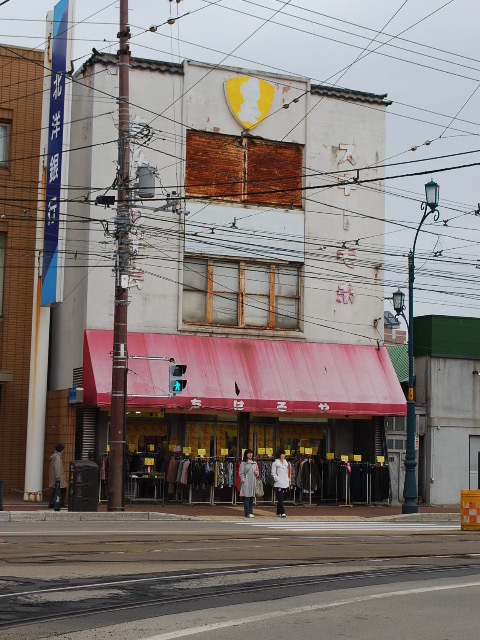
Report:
1,561,480,633
0,530,477,570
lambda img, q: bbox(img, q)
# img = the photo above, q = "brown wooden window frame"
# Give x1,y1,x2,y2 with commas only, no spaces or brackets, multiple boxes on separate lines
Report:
182,257,301,330
185,130,304,209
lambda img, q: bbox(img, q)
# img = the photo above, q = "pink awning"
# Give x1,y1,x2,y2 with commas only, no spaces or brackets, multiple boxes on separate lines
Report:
83,330,407,416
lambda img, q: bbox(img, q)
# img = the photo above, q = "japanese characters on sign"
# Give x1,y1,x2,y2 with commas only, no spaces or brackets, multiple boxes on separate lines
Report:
336,283,354,304
337,143,359,302
338,143,356,166
337,173,356,196
41,0,69,306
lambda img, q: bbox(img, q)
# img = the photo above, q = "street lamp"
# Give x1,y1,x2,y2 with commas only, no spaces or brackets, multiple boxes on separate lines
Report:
392,289,406,319
401,180,440,514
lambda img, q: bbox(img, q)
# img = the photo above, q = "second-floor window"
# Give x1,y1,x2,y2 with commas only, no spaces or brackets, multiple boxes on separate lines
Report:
185,130,303,209
0,123,10,167
182,258,300,330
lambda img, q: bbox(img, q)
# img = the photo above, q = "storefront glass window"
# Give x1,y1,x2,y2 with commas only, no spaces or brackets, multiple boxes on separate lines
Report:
299,424,326,457
126,414,167,456
216,419,238,457
185,422,215,457
279,423,300,455
252,423,276,457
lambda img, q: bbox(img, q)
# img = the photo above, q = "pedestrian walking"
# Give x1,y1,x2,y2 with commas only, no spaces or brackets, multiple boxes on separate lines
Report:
49,444,67,508
271,450,290,517
239,449,259,518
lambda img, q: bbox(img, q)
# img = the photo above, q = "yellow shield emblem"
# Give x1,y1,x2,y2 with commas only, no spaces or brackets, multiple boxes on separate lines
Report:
224,77,275,130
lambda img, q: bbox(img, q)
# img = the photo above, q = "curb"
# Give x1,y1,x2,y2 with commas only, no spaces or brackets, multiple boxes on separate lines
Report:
0,511,459,523
373,513,459,522
0,511,196,522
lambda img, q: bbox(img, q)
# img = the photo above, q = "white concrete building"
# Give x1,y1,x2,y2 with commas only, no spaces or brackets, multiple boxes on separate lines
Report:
43,53,405,504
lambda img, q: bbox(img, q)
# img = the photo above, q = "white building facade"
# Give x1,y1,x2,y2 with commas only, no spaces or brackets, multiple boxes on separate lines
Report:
44,53,405,504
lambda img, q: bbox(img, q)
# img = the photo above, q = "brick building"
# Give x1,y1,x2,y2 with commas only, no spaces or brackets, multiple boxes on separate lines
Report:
384,311,407,346
0,45,44,496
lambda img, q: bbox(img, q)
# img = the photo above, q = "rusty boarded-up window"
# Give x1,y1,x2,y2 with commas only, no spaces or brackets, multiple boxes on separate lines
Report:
245,138,303,208
185,131,243,202
185,130,303,208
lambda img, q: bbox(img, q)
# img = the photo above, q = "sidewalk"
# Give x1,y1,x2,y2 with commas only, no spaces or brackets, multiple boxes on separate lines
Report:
0,496,459,522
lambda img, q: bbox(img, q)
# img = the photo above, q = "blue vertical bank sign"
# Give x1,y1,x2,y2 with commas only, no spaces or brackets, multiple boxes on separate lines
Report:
41,0,69,306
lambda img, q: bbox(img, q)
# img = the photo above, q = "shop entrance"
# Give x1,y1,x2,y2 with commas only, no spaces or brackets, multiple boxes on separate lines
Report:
99,412,391,507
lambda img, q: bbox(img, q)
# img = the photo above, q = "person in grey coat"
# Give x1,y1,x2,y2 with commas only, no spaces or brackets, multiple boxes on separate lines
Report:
48,444,67,508
239,449,259,518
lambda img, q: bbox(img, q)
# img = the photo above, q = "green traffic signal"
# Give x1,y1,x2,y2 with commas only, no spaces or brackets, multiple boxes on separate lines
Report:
169,363,187,395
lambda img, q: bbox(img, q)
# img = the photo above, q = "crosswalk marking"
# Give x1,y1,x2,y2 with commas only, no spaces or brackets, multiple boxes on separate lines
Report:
234,520,459,532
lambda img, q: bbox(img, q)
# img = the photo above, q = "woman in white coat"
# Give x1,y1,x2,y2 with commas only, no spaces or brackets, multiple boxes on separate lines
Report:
239,449,259,518
271,450,290,517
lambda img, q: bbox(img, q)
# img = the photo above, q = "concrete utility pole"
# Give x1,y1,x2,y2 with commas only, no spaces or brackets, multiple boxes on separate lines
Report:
108,0,131,511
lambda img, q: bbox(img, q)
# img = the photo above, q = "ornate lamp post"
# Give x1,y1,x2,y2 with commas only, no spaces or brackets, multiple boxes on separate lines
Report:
395,180,440,514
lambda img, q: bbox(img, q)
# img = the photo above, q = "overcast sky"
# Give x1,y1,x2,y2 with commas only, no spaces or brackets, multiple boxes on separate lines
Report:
2,0,480,322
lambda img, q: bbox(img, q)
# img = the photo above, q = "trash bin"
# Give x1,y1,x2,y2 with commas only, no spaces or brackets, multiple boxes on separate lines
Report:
68,460,99,512
460,490,480,531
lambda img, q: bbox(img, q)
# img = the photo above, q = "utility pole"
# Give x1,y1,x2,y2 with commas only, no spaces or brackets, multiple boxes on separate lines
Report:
108,0,131,511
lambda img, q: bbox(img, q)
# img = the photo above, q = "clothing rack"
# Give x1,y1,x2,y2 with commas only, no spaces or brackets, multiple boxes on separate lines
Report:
349,462,369,505
212,457,237,506
337,462,352,507
369,463,390,505
320,459,338,503
295,457,320,506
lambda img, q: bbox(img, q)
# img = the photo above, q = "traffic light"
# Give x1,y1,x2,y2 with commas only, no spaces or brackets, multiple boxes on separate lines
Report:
169,363,187,395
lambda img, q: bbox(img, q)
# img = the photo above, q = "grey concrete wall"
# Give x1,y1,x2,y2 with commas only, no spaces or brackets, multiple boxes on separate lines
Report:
422,357,480,504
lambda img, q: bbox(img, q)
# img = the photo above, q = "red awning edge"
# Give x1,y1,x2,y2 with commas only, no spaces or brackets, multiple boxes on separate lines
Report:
83,330,407,417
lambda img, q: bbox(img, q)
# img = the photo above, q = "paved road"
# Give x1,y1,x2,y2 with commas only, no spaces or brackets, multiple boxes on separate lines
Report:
54,576,480,640
2,567,479,639
1,520,479,638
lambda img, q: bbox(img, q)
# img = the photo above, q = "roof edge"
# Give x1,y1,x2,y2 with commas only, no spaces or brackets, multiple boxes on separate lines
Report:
77,51,183,77
311,83,392,105
76,53,390,105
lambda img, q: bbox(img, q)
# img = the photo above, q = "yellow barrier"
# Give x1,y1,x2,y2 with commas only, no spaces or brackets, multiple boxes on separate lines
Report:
460,490,480,531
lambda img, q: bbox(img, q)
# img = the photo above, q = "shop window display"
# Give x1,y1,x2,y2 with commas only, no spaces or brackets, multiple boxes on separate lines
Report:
126,415,167,458
185,422,215,457
216,421,238,458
